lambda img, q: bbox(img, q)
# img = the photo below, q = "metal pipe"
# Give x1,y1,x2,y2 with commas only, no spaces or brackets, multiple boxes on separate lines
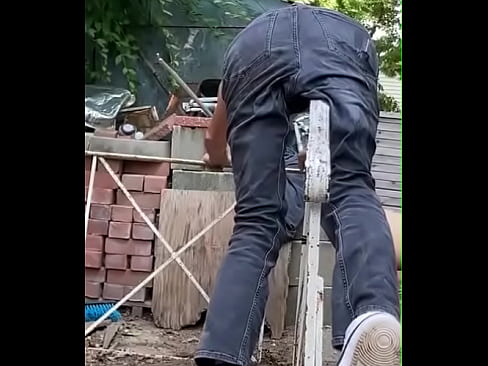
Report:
155,53,214,118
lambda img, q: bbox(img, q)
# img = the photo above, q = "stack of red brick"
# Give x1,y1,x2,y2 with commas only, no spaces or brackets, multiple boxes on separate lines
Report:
84,157,169,303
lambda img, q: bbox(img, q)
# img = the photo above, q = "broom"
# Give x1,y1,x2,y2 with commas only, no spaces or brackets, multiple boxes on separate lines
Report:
85,301,122,322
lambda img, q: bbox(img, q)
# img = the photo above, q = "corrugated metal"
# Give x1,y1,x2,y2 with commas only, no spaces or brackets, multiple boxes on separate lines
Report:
379,73,402,109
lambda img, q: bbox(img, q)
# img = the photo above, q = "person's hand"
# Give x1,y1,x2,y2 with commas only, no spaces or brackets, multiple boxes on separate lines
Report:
202,147,231,170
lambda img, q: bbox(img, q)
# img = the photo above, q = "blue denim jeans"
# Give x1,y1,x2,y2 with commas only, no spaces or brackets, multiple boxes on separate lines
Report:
196,4,399,365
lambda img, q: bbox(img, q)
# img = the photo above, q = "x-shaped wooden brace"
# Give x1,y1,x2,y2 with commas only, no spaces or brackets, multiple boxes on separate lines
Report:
85,156,235,336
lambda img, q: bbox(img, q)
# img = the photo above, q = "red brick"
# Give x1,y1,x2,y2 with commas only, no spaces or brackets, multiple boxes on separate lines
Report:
124,286,147,302
86,235,104,252
85,268,106,283
122,174,144,191
105,238,130,254
105,238,152,256
85,281,102,298
105,254,128,270
94,128,118,138
85,250,103,268
106,270,152,287
123,161,170,177
103,283,125,300
109,221,132,239
99,159,124,174
85,157,92,170
131,256,154,272
144,114,176,141
111,205,133,222
90,204,111,220
132,223,155,240
173,115,211,128
91,188,115,204
85,171,119,190
116,191,161,209
87,219,109,235
129,240,153,256
144,176,167,193
133,208,156,223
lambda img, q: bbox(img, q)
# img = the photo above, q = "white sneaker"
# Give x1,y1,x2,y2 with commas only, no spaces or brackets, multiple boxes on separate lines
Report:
337,311,400,366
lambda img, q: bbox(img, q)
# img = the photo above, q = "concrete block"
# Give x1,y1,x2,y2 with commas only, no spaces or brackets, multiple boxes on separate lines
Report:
323,326,341,363
88,136,170,158
85,133,93,150
171,126,206,170
285,285,333,327
288,240,335,287
172,170,235,191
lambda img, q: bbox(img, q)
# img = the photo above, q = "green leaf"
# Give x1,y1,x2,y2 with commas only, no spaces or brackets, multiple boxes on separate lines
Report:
115,55,123,65
96,38,107,47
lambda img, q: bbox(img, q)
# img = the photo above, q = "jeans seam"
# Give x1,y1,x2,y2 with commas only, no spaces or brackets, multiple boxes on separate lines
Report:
266,11,278,58
330,203,355,320
195,350,241,365
236,122,291,363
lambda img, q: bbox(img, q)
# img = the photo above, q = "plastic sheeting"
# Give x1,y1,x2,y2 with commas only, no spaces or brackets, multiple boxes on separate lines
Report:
85,85,135,129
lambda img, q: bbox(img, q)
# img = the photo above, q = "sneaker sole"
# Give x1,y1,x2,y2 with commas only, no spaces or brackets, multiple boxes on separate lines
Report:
345,314,400,366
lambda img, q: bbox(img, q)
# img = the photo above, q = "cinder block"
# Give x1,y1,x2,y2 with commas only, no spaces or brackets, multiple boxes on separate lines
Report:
172,170,235,191
88,136,170,158
170,126,206,170
85,133,93,150
288,240,335,287
285,286,333,327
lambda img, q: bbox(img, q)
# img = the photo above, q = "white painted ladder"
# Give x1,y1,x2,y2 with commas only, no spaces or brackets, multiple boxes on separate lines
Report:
293,100,331,366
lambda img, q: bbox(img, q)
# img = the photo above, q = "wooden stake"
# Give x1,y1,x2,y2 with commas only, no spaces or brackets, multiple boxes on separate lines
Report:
84,156,97,241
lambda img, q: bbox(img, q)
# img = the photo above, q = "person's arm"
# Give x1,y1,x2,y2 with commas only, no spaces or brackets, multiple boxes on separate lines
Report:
203,82,230,168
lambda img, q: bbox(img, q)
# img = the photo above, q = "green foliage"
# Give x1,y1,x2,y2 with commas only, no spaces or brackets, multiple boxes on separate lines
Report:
85,0,251,93
378,87,400,112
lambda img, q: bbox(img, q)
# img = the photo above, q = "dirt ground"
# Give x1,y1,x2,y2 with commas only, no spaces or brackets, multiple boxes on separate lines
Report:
85,311,299,366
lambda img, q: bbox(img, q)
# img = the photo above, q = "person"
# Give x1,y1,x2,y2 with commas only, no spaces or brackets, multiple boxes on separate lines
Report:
195,3,400,366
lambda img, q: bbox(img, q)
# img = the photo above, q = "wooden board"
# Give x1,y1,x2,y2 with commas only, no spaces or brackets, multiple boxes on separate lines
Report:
152,190,292,338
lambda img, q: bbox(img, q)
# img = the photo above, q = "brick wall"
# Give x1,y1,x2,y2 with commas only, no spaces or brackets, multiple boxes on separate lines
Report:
84,157,169,303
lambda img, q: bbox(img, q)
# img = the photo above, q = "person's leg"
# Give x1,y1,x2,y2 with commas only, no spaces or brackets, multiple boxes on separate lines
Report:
385,209,402,270
293,5,399,358
196,8,299,366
